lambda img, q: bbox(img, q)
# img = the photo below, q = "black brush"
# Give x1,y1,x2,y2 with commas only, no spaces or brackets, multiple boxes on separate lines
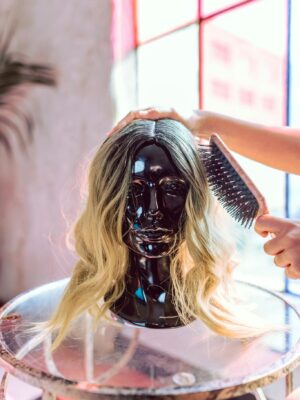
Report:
199,134,268,228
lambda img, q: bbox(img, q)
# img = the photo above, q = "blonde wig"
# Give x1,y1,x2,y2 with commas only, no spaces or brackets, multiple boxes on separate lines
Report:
47,119,268,349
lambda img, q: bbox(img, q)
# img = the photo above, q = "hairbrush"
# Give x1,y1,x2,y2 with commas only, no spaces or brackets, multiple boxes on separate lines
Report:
199,134,268,228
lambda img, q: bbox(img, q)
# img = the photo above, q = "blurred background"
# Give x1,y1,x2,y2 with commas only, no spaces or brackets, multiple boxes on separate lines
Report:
0,1,300,399
0,0,300,304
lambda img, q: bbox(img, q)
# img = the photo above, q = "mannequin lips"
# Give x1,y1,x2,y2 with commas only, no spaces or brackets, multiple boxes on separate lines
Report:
135,228,173,242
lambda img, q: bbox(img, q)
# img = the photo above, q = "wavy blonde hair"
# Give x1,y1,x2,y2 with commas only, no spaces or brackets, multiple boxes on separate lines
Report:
47,119,267,349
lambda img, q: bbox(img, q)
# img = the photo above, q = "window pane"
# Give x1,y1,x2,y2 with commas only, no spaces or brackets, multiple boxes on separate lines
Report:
202,0,251,17
285,0,300,295
137,25,199,113
137,0,198,43
202,0,287,291
112,0,135,61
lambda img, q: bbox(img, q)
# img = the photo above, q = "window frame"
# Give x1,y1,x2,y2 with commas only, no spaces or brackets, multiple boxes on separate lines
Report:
130,0,292,293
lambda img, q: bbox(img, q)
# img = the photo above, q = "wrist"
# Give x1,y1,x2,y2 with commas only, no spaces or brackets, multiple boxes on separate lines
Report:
188,110,211,138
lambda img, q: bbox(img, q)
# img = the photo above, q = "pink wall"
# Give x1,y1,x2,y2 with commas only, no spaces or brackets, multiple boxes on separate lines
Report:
0,0,115,300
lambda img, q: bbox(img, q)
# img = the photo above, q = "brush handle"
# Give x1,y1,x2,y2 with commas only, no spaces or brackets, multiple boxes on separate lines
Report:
210,134,269,216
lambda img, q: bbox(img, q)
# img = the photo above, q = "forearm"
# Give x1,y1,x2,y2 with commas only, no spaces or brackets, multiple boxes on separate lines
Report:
201,112,300,175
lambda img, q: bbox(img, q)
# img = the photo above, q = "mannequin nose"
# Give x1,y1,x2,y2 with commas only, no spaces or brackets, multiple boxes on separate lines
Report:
148,188,163,219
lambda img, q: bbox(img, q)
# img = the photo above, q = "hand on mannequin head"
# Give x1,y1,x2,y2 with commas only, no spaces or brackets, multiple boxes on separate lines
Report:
255,215,300,279
108,107,213,139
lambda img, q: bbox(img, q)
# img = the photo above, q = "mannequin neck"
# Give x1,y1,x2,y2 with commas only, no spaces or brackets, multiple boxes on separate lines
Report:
128,251,171,290
110,250,184,328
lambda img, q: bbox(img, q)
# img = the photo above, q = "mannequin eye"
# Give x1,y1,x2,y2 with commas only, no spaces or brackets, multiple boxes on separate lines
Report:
162,182,187,196
128,182,145,197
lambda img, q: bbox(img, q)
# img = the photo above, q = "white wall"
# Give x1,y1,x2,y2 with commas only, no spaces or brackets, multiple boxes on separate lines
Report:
0,0,114,300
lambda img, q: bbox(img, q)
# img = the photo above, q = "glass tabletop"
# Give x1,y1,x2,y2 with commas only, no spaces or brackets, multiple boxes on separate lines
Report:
0,279,300,399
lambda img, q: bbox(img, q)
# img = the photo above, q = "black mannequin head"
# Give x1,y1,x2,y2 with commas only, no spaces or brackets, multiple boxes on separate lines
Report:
123,140,188,258
46,118,258,346
106,120,204,327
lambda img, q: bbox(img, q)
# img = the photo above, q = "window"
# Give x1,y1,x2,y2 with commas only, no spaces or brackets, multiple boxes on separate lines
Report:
202,0,287,290
137,25,199,112
136,0,198,43
112,0,297,294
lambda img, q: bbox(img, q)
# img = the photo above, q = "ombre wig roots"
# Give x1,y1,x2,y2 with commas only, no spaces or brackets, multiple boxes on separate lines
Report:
47,119,268,349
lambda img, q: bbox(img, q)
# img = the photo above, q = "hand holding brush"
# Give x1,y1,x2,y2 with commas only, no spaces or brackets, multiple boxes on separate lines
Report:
255,215,300,279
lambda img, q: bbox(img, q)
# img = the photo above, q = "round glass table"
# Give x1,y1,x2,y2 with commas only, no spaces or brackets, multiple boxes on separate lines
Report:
0,279,300,400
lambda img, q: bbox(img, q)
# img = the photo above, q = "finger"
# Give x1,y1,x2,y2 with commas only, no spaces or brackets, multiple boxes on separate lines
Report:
286,251,300,278
107,110,139,136
263,236,285,256
107,119,127,137
274,251,290,268
131,107,183,122
285,266,300,280
142,108,178,120
255,215,289,236
119,110,140,127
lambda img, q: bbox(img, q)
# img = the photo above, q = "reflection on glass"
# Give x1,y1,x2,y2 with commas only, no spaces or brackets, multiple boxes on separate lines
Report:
137,25,199,113
137,0,198,43
202,0,287,291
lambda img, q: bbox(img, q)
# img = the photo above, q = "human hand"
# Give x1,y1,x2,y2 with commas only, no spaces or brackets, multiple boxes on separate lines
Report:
255,214,300,279
107,107,213,138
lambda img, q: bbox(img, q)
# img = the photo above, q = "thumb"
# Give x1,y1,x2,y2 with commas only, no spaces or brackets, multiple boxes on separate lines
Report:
255,214,285,237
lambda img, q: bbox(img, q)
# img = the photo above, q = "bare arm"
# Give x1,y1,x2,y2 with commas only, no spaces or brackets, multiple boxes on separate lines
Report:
200,111,300,175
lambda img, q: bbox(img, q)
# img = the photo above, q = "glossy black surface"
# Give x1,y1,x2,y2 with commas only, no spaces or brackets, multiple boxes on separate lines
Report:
111,142,189,328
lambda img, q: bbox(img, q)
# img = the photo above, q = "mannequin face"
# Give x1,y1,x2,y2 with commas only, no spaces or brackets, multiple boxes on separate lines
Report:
123,142,188,258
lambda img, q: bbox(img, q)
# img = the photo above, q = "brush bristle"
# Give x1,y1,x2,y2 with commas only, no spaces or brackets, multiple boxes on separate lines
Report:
200,142,259,228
